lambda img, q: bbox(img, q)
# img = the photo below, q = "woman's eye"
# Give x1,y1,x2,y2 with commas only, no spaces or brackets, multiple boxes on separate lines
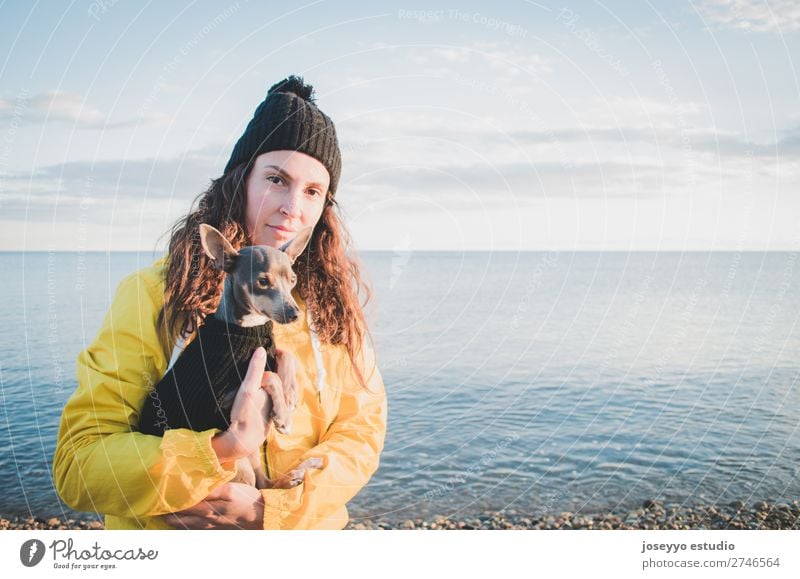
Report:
290,274,297,284
266,175,283,185
307,188,321,197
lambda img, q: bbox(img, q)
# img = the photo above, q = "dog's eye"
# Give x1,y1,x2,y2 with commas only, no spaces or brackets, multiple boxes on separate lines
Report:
256,278,269,289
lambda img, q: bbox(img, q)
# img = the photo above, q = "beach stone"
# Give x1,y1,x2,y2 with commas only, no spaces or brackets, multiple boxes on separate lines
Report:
6,499,799,531
643,499,663,510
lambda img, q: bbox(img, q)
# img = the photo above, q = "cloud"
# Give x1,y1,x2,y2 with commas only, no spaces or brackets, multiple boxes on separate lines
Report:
0,146,236,252
511,126,800,158
339,113,799,206
340,102,800,165
692,127,800,156
698,0,800,32
5,113,796,238
0,90,159,129
342,90,708,140
432,42,553,77
345,157,726,205
391,41,552,79
0,146,227,227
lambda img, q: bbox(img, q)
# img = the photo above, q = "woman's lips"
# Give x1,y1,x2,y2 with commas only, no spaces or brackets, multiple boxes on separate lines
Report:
268,225,296,236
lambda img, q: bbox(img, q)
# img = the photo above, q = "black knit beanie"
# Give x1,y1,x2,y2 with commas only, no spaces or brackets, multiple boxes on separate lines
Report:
224,75,342,195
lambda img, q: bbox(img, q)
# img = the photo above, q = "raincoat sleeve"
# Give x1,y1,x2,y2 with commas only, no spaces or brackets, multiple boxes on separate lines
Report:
260,341,387,529
52,269,237,519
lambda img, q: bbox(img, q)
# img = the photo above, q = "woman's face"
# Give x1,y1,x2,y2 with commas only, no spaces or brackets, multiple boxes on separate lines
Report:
244,150,330,248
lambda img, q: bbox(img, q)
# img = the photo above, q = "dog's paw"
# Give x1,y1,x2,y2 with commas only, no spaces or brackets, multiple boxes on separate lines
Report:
271,457,323,488
272,416,291,436
269,398,292,435
262,370,291,434
285,377,299,411
286,457,323,480
276,349,300,410
296,457,324,471
286,457,323,488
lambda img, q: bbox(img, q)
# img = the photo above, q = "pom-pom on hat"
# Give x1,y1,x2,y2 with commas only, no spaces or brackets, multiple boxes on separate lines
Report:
224,76,342,195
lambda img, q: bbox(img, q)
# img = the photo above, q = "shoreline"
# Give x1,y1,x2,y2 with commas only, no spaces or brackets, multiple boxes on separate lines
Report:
2,501,798,530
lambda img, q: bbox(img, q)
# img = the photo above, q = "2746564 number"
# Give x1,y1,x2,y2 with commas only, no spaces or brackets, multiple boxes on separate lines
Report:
730,558,780,568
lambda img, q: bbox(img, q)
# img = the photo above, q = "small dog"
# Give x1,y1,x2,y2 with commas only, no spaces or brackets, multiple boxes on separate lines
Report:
138,224,322,489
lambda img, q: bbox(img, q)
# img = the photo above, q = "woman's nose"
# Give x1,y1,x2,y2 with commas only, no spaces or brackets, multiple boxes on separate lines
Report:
280,187,302,217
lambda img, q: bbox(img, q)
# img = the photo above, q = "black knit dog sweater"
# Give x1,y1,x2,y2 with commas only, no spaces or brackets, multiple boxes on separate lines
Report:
138,317,277,436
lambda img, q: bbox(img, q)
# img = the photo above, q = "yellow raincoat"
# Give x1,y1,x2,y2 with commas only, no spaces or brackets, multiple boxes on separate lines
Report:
52,258,387,529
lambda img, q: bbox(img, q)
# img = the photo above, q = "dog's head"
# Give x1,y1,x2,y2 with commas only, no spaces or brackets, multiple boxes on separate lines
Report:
199,223,313,326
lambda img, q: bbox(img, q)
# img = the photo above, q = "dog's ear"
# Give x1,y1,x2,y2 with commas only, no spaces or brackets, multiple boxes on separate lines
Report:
279,227,314,264
199,224,239,272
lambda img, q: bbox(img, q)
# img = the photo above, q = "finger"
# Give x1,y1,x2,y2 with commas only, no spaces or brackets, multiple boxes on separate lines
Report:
260,371,282,391
275,350,291,374
172,500,212,517
204,484,233,502
164,514,215,530
163,513,201,529
162,514,181,528
241,347,267,393
261,373,279,401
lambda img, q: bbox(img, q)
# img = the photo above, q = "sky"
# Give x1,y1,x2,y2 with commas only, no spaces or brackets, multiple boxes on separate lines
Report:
0,0,798,251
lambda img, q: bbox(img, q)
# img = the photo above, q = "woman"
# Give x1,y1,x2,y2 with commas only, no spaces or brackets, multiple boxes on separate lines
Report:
53,76,387,530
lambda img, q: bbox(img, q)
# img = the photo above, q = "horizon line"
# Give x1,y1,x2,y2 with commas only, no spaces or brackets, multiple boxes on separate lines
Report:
3,249,798,254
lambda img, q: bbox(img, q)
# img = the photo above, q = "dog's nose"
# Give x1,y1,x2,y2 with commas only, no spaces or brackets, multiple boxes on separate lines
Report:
287,310,299,323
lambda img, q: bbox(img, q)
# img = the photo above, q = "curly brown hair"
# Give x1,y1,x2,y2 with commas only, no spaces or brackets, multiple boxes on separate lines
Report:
156,159,372,385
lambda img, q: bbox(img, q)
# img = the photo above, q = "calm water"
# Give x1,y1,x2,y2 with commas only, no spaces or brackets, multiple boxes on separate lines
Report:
1,251,798,523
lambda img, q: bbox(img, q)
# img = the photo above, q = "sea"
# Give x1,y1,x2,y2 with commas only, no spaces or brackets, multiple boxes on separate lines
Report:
1,251,798,524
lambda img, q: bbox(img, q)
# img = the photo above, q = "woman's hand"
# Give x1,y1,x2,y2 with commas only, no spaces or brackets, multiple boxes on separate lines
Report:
211,347,282,464
163,482,265,529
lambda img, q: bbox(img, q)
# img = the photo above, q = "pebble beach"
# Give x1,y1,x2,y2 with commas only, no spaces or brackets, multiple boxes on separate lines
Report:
3,501,798,530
